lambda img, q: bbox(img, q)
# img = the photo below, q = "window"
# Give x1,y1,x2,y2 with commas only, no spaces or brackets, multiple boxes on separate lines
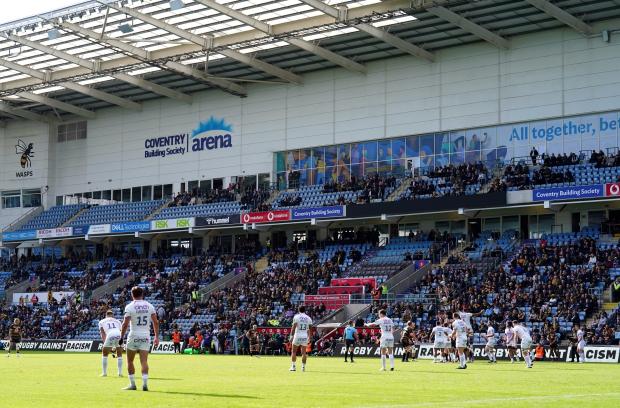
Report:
188,180,199,194
258,173,270,190
102,190,111,200
142,186,152,201
153,185,163,200
131,187,141,202
92,191,102,200
22,188,41,208
122,189,131,202
57,121,87,142
2,190,21,209
163,184,173,199
113,190,121,202
199,180,211,194
56,196,64,206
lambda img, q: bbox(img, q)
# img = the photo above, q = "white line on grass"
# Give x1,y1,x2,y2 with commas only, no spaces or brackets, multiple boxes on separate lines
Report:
355,392,620,408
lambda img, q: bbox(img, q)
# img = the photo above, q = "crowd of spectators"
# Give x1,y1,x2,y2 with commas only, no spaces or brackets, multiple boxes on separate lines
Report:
323,174,399,204
401,162,488,199
181,247,338,333
491,158,575,191
169,184,271,212
535,151,580,167
355,235,618,346
278,195,302,207
589,150,620,168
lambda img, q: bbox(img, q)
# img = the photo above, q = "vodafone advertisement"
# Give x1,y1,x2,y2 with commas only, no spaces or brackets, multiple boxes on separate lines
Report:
241,210,291,224
605,182,620,197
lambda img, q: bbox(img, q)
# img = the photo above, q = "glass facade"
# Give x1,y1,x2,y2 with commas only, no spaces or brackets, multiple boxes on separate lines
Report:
275,110,620,188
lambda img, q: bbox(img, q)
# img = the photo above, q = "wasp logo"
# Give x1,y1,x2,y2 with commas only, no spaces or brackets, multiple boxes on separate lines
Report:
15,139,34,168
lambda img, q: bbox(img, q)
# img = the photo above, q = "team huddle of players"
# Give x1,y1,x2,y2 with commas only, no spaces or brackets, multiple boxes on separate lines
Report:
428,313,536,369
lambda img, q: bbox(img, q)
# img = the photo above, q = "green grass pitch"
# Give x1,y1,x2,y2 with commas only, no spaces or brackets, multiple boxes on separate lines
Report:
1,353,619,407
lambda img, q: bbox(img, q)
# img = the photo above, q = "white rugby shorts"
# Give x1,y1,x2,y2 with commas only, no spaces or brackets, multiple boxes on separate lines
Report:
126,334,151,351
380,337,394,348
292,336,308,347
455,336,468,348
520,338,533,351
103,330,121,348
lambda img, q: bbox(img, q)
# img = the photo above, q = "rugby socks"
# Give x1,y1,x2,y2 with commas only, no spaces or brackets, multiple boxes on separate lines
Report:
102,357,108,375
389,354,394,369
142,374,148,387
344,349,348,362
128,374,136,387
381,355,386,370
524,354,531,367
578,351,585,363
459,353,466,368
117,357,123,375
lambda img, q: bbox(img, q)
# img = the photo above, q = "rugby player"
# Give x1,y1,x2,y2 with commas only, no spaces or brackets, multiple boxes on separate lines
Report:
484,323,497,364
431,321,449,363
289,306,312,372
513,320,534,369
6,318,22,358
98,310,123,377
120,286,159,391
505,320,519,363
366,309,395,371
451,313,471,369
576,324,586,363
401,321,415,362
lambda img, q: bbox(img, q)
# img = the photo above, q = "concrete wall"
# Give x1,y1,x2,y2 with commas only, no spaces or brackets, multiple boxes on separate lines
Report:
1,18,620,230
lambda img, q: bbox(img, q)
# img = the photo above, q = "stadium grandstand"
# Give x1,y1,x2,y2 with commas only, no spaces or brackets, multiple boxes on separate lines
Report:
0,0,619,406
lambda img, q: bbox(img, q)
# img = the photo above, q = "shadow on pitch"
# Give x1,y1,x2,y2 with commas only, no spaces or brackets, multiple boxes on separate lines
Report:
151,391,260,399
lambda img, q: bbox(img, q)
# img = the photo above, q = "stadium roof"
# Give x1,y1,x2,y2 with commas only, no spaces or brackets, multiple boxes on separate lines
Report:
0,0,618,122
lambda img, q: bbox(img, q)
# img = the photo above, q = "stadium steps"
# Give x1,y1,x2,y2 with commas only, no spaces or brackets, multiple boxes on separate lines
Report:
60,206,89,227
3,206,43,232
263,189,282,207
315,303,371,329
385,261,433,295
197,254,268,301
386,177,412,201
4,277,39,303
145,198,174,220
87,272,134,303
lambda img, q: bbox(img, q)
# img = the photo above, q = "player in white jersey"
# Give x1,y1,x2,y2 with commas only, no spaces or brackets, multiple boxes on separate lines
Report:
512,321,533,368
451,312,471,369
98,310,123,377
576,325,586,363
484,323,497,364
504,321,519,363
458,308,481,362
366,309,395,371
120,286,159,391
289,305,313,372
431,322,449,363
